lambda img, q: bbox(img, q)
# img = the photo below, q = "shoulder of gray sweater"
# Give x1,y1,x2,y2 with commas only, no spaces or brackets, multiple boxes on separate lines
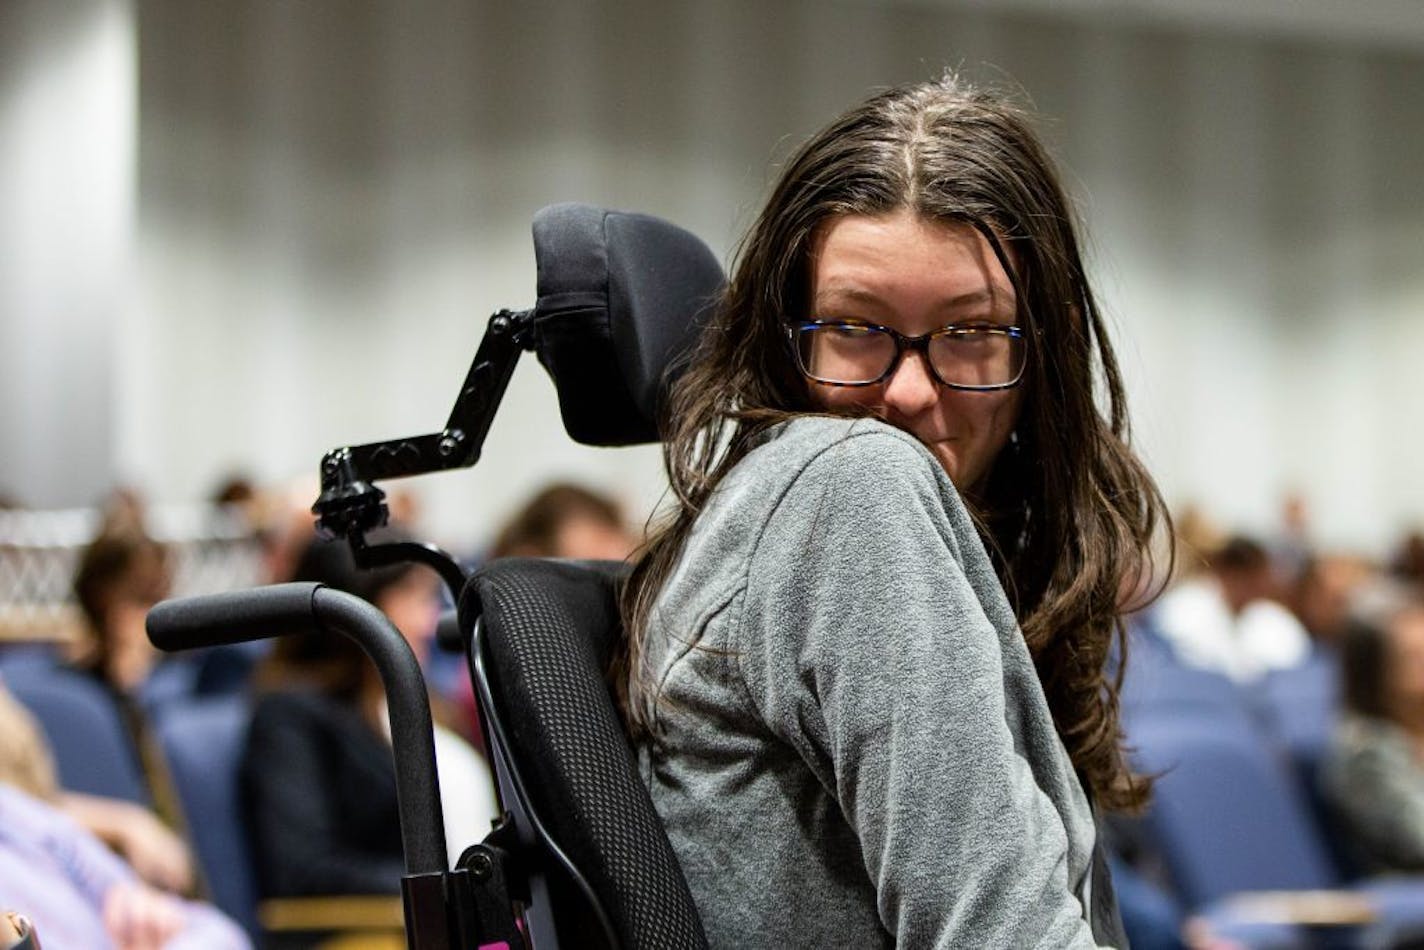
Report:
747,415,974,557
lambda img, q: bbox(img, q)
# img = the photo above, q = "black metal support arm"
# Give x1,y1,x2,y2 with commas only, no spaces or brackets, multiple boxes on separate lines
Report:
310,307,536,600
349,533,469,612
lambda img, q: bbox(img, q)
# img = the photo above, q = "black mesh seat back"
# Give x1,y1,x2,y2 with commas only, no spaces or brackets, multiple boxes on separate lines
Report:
530,203,723,447
462,558,708,950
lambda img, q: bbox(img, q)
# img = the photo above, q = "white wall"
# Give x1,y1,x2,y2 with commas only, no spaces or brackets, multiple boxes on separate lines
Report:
5,0,1422,555
0,0,135,508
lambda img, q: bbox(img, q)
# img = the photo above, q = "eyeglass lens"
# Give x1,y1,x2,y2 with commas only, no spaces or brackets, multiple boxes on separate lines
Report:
795,324,1023,388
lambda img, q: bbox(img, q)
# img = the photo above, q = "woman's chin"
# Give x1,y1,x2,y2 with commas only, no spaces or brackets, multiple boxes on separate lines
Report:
928,444,963,486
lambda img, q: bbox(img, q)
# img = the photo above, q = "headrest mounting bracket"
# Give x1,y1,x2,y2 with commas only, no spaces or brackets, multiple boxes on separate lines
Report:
311,307,536,597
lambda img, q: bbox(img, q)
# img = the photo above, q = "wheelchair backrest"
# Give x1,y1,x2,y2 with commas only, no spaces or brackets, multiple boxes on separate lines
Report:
461,558,709,950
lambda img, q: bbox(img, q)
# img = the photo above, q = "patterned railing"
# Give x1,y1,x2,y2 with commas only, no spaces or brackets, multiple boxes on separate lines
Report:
0,506,265,643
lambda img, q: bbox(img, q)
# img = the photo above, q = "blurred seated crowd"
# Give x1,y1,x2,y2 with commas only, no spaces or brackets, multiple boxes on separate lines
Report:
1,475,1421,949
0,477,637,949
1113,501,1424,949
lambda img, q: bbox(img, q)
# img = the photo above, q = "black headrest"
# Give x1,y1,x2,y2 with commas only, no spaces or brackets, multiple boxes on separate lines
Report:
530,204,724,446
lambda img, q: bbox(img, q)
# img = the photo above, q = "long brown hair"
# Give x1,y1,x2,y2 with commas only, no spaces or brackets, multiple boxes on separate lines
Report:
617,74,1170,812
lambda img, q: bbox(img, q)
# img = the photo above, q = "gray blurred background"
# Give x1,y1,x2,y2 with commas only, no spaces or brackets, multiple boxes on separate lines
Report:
2,0,1421,554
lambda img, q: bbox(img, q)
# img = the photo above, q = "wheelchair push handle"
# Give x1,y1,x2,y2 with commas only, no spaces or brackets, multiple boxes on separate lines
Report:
146,582,325,651
146,583,450,879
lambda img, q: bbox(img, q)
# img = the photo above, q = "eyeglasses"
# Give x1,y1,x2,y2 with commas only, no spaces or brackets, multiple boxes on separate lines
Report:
787,320,1027,390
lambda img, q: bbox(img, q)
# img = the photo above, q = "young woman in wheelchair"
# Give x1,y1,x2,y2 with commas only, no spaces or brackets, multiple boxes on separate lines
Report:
614,74,1167,948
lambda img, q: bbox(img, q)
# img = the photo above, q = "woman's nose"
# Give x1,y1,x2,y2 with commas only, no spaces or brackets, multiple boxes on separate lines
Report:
881,350,941,416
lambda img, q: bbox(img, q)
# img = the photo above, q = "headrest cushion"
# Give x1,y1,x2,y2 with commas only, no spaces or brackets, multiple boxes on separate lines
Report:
531,204,724,446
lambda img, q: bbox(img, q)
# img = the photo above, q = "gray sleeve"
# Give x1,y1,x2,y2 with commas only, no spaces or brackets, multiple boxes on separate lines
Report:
1325,729,1424,870
737,430,1103,949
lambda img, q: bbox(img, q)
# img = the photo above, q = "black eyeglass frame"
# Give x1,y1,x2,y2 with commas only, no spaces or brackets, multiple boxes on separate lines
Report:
785,319,1029,391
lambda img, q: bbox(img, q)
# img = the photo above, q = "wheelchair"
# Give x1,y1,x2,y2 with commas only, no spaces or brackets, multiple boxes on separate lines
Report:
147,203,720,950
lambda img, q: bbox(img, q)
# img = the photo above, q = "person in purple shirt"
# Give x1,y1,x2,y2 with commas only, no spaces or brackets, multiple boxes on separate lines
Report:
0,783,248,950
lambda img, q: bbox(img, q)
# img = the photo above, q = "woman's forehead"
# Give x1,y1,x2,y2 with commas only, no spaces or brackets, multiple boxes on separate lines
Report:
807,211,1018,312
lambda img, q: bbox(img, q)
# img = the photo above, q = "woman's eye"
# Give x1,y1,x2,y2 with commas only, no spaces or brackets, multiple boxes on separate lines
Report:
823,323,878,340
950,318,1002,331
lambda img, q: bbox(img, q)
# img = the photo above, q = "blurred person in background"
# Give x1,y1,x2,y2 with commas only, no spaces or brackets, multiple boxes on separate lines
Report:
209,474,258,510
0,913,27,950
69,522,197,888
0,681,242,946
240,537,495,899
487,481,638,562
72,527,172,696
97,486,152,538
1268,491,1314,583
446,482,642,745
1152,535,1311,682
0,782,248,950
1169,503,1225,584
1322,592,1424,873
0,677,193,895
1394,530,1424,593
1290,554,1374,651
208,474,266,544
247,475,326,586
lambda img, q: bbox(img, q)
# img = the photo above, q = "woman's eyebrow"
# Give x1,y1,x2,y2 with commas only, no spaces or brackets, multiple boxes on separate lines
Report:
813,286,886,308
814,285,1014,309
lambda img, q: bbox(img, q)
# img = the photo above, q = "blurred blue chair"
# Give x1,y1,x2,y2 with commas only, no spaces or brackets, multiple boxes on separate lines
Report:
1257,647,1340,762
154,695,259,939
155,694,411,945
1135,718,1336,906
137,642,268,715
0,643,62,674
138,656,200,712
1119,628,1258,732
1109,853,1187,950
191,641,268,698
1256,648,1358,881
1132,716,1424,948
7,666,149,803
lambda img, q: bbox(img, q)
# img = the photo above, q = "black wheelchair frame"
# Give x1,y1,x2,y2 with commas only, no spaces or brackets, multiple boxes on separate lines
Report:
147,204,721,949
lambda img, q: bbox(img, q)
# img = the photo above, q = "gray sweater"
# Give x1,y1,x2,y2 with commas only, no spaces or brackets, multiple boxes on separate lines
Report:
638,416,1118,948
1323,713,1424,873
